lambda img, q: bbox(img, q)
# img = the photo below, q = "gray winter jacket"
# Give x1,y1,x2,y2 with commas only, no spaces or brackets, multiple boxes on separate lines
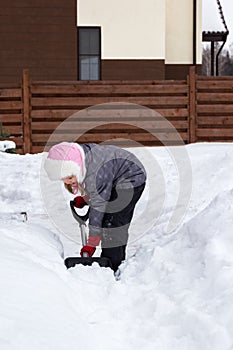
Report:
81,143,146,236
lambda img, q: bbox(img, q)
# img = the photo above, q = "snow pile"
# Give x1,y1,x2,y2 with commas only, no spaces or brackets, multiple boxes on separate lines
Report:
0,143,233,350
0,140,16,152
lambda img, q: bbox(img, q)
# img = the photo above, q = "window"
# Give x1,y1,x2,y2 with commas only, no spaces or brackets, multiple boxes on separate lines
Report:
78,27,101,80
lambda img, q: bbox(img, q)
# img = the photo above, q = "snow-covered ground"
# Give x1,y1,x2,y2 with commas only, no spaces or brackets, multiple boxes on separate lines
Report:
1,142,233,350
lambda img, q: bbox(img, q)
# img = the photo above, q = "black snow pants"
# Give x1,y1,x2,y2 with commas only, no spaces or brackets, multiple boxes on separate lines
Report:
100,183,145,272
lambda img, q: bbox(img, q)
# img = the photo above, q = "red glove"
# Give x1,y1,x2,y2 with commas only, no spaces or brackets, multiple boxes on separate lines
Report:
80,235,101,257
74,196,88,209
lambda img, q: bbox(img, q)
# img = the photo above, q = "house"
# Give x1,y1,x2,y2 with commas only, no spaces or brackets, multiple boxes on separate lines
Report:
0,0,202,84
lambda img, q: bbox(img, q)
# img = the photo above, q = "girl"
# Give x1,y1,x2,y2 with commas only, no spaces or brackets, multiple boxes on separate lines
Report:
44,142,146,272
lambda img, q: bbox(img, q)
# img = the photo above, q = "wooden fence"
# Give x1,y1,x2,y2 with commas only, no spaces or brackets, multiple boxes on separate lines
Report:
0,84,23,152
196,75,233,142
0,67,233,154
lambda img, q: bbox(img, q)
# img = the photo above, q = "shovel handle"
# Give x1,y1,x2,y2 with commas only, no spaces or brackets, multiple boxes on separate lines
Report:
70,200,90,258
82,252,89,258
79,222,90,257
80,224,87,246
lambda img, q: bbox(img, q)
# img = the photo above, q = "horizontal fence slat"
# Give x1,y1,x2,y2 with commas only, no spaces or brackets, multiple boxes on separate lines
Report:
151,109,188,118
0,101,22,110
197,105,233,115
196,138,233,142
31,84,188,95
197,80,233,91
1,125,22,134
31,108,189,119
31,120,188,131
197,128,233,137
33,79,187,85
0,114,22,123
32,131,188,143
0,88,22,98
31,96,188,107
197,93,233,102
197,116,233,126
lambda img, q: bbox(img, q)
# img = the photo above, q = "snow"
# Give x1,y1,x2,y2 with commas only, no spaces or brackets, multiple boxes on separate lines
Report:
1,142,233,350
0,140,16,152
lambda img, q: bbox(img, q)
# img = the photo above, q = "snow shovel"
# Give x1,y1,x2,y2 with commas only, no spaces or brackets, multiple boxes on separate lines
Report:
64,200,112,269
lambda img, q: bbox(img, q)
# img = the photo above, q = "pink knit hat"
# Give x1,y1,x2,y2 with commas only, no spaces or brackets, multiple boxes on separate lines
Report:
44,142,86,182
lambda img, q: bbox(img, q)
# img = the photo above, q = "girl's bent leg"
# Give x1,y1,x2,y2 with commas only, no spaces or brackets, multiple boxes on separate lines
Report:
101,245,126,272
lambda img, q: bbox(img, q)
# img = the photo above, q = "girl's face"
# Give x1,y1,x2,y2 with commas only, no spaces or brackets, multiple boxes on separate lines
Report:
62,175,78,187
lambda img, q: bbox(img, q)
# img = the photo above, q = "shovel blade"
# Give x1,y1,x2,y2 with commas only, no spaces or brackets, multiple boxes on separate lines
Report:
64,256,112,269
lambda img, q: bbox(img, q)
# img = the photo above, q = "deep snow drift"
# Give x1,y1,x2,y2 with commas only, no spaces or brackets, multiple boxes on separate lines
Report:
0,142,233,350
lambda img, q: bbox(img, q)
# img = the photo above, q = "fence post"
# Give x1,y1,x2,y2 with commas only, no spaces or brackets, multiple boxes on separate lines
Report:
22,69,31,154
188,66,197,143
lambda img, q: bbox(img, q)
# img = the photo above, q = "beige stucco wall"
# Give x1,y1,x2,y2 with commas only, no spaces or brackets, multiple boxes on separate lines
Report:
165,0,202,64
78,0,166,59
78,0,202,64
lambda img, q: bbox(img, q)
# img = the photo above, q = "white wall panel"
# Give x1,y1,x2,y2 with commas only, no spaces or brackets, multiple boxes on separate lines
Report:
78,0,166,59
